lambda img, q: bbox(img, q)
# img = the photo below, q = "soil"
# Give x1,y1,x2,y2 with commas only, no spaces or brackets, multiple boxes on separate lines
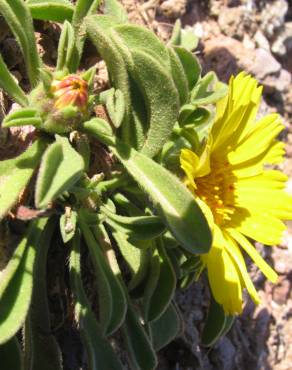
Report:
0,1,292,369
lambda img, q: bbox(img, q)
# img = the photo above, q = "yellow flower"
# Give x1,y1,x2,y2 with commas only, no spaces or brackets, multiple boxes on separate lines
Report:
180,72,292,315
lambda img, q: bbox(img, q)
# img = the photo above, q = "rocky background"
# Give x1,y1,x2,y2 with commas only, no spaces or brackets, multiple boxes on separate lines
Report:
0,1,291,369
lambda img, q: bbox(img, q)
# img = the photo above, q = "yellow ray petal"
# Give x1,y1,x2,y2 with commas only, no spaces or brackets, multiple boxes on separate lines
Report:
227,228,278,283
228,114,284,165
228,207,286,245
223,232,260,305
204,243,243,315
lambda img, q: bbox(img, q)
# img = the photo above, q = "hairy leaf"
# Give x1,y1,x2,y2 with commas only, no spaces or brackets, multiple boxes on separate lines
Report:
0,54,28,106
143,239,176,322
122,303,157,370
0,0,41,86
112,141,212,254
26,0,73,22
150,302,182,351
128,49,179,158
24,218,62,370
173,46,201,90
70,232,123,370
103,0,128,23
57,20,75,71
78,213,127,335
0,138,47,220
35,135,85,209
202,295,235,347
112,231,149,290
0,218,48,344
101,205,166,241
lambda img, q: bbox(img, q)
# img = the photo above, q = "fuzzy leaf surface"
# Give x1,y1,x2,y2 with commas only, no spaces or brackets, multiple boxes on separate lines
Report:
202,295,235,347
101,206,166,240
0,138,47,220
129,49,179,158
112,231,149,290
35,136,85,209
0,218,48,344
112,141,212,254
150,302,182,351
70,232,123,370
103,0,128,23
122,303,157,370
24,218,62,370
0,54,28,106
173,46,201,90
26,0,73,22
143,239,176,322
0,0,41,86
78,213,127,335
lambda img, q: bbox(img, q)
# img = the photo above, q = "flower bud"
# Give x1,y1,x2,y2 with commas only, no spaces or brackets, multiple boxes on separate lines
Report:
52,75,89,112
30,73,91,134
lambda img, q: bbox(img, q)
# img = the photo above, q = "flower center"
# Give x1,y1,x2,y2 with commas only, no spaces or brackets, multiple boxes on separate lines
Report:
52,75,88,111
195,160,236,225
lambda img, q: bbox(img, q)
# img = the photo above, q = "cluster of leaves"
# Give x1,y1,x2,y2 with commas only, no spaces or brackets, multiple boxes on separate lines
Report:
0,0,232,369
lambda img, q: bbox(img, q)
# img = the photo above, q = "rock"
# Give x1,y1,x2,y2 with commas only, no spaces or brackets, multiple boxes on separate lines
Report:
254,30,270,51
251,48,281,79
213,337,236,370
271,21,292,57
159,0,188,18
218,6,251,40
260,0,288,39
203,35,288,93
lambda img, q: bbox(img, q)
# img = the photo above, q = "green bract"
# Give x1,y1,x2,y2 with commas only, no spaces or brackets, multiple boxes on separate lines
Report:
0,1,231,369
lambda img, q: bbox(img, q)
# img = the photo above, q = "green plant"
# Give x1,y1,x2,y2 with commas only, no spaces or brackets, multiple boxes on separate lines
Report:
0,1,252,369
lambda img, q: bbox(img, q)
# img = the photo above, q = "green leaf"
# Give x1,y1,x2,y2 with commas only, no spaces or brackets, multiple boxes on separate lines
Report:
168,47,189,105
112,141,212,254
190,72,228,105
0,217,48,345
180,29,199,52
24,218,62,370
85,15,132,136
118,48,180,158
173,46,201,90
122,303,157,370
35,135,85,209
100,88,126,128
143,239,176,322
100,205,166,241
3,107,42,128
103,0,128,23
112,24,170,69
73,0,101,27
69,231,123,370
26,0,74,22
0,54,28,106
178,106,211,127
0,0,41,86
112,231,149,290
81,117,114,146
57,20,75,71
0,337,23,370
78,213,127,335
150,302,182,351
70,0,101,71
202,295,235,347
60,209,77,243
169,19,182,46
0,138,47,220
